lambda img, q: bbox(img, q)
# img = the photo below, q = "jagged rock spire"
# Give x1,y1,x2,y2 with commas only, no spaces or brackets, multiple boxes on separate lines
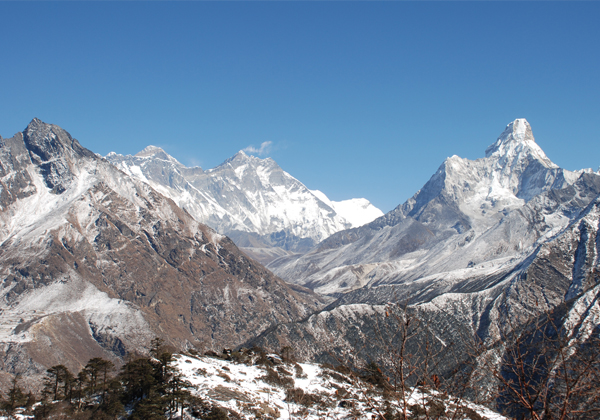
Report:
485,118,557,169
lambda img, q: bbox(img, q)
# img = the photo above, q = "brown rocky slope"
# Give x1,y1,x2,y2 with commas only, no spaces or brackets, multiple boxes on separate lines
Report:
0,119,322,386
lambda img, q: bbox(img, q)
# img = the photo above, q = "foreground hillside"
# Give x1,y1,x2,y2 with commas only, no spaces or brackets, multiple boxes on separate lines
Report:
0,346,508,420
176,352,507,420
0,119,322,387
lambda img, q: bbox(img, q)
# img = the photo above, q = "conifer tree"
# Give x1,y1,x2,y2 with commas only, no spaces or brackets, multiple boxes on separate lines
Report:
1,375,28,415
43,365,73,402
85,357,114,401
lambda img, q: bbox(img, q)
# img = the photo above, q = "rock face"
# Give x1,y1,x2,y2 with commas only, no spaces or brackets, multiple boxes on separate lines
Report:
253,119,600,375
0,119,322,385
106,147,383,263
1,117,597,401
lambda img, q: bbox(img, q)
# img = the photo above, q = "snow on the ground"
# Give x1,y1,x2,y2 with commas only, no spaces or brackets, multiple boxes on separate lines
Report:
0,344,509,420
0,276,152,346
173,353,508,420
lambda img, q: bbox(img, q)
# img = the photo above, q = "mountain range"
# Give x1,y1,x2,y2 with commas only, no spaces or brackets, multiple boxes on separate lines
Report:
252,119,600,374
269,119,600,300
106,147,382,264
0,117,598,411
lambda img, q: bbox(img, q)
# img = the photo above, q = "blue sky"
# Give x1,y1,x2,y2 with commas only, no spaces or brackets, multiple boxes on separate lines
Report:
1,2,599,213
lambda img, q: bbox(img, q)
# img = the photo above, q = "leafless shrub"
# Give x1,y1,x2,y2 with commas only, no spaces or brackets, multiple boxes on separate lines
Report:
470,300,600,420
260,367,295,389
327,293,600,420
293,362,305,378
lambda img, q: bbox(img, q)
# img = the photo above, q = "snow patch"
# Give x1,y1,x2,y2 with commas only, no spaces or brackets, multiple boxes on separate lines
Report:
0,275,151,345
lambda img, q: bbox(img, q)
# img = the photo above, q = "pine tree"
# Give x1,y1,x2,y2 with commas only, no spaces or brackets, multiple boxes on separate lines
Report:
84,357,114,401
43,365,73,401
1,375,28,414
74,370,88,409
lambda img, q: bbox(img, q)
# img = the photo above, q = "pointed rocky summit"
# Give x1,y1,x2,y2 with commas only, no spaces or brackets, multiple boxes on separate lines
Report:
485,118,556,168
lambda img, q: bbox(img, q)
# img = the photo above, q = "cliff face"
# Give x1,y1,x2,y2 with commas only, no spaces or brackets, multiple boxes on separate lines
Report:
0,119,322,386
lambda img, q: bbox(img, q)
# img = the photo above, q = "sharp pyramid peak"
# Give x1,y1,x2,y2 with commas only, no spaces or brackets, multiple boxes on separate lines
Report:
503,118,533,142
212,150,279,175
484,118,557,168
24,118,69,136
485,119,533,156
23,118,74,147
234,149,274,162
133,145,187,167
24,118,54,136
27,117,44,127
226,150,261,164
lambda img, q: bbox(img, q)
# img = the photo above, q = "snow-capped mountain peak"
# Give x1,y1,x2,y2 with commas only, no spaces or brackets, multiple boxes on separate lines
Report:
135,145,165,157
269,119,600,296
485,118,557,169
134,145,184,165
0,118,322,381
498,118,533,142
216,150,275,169
105,146,383,257
311,189,384,228
485,118,534,157
229,150,251,162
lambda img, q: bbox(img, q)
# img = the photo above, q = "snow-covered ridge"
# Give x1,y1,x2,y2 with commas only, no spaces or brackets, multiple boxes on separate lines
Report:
105,146,383,253
0,275,151,346
173,352,507,420
485,118,555,167
0,118,323,380
311,189,384,228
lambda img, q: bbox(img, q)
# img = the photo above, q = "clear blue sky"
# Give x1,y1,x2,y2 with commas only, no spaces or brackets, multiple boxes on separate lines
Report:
1,2,599,213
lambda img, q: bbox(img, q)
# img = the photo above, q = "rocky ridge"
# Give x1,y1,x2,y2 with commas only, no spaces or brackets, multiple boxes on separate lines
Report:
268,119,600,299
0,117,597,414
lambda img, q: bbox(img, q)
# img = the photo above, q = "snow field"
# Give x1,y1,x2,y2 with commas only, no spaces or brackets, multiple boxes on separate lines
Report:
173,353,508,420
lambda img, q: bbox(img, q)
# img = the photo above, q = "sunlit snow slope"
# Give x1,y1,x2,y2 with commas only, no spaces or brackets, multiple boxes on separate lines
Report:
171,352,507,420
252,119,600,401
106,148,382,262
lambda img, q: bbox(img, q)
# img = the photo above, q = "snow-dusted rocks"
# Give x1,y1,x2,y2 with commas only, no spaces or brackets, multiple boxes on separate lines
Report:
106,147,382,263
1,116,597,412
172,352,507,420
